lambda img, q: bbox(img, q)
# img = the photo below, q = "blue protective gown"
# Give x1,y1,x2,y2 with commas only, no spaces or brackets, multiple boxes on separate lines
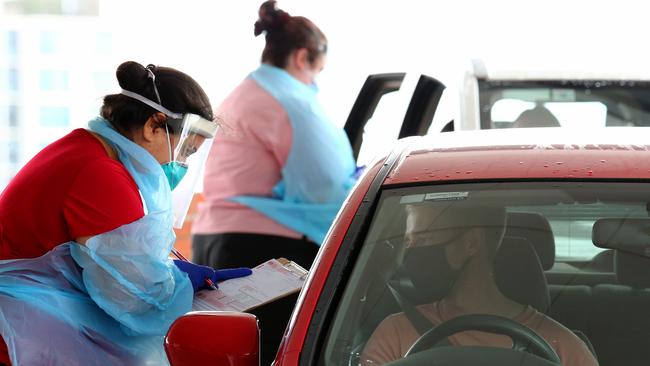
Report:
0,117,193,365
231,64,357,244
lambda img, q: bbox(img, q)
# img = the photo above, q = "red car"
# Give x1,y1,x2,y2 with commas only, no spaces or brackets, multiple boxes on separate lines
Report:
165,127,650,366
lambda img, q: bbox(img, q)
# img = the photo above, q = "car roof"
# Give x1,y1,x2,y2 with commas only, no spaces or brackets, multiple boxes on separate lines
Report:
471,58,650,82
384,127,650,185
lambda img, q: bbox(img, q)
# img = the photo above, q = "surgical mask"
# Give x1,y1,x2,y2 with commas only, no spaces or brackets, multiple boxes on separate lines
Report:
162,124,188,190
310,75,320,91
428,243,463,291
403,230,471,299
162,162,187,190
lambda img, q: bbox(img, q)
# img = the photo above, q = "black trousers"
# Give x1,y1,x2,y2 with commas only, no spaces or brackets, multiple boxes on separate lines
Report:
192,233,319,365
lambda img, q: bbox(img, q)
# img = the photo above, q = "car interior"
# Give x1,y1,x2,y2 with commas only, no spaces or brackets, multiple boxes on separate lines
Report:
479,82,650,129
322,182,650,366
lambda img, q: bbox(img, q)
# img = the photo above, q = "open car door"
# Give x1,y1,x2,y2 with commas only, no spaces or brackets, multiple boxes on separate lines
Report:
344,73,447,163
398,74,447,137
344,73,405,160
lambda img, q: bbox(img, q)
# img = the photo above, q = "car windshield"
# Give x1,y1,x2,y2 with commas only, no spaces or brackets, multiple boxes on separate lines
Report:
322,182,650,366
479,81,650,129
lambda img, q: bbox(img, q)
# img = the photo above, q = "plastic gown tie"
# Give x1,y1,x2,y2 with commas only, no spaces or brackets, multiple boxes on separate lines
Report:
0,117,193,365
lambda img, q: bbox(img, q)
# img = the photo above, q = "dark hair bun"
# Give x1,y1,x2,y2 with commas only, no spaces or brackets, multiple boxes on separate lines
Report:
254,0,290,36
115,61,150,92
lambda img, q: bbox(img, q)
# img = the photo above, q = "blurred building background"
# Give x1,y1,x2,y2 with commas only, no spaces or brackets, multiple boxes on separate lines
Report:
1,0,118,187
2,0,649,259
2,0,650,191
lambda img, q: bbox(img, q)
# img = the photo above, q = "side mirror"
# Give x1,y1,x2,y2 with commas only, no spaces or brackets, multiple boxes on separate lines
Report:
165,311,259,366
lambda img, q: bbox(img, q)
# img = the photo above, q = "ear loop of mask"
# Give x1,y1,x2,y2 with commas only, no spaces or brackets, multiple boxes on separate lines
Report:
165,124,173,163
152,67,175,165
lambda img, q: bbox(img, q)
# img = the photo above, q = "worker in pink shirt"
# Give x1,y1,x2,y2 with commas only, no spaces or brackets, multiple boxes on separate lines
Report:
361,204,598,366
192,1,358,364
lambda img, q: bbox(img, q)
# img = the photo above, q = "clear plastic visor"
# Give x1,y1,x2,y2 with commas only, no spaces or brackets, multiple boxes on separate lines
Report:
169,113,218,228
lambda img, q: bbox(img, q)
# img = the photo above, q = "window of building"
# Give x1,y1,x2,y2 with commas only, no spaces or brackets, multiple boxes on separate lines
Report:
8,105,18,127
40,106,70,127
8,141,19,164
40,31,62,54
7,69,19,91
7,31,18,55
40,70,68,91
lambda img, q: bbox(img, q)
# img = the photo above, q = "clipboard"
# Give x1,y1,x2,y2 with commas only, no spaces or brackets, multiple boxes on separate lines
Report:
191,258,308,312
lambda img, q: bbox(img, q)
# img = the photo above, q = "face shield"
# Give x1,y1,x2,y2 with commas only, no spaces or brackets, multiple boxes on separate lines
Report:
120,66,218,228
166,113,218,228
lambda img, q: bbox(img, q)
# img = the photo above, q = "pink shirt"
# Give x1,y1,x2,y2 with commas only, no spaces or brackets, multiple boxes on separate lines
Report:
192,77,302,238
361,300,598,366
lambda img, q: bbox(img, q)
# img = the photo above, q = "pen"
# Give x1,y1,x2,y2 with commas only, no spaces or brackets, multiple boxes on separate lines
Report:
171,248,219,291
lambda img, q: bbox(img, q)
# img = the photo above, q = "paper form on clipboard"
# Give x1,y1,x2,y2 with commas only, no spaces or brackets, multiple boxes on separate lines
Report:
191,258,308,312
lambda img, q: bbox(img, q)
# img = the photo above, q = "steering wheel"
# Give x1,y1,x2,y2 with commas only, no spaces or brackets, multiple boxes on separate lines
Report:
405,314,561,364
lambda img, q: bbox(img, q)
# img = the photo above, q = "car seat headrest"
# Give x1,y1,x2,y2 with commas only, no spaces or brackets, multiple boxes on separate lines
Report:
615,250,650,288
505,212,555,270
512,105,561,128
495,237,550,313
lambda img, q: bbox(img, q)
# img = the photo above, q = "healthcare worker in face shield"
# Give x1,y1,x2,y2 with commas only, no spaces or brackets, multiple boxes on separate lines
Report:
0,61,250,366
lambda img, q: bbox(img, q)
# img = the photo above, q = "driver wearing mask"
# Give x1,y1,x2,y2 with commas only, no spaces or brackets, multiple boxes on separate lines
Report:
360,203,597,366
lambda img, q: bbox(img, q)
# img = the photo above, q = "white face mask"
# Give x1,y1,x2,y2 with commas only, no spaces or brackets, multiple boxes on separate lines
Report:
306,53,325,88
310,75,320,91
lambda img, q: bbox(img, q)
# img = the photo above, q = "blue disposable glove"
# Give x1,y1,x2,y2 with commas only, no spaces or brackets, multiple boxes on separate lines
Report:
173,260,252,292
353,165,366,180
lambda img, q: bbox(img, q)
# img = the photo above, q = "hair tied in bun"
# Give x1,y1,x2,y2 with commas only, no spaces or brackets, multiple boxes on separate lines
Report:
254,0,290,36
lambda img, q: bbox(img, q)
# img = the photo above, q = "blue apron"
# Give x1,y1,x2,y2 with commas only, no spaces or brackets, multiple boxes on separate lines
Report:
231,64,356,244
0,117,193,365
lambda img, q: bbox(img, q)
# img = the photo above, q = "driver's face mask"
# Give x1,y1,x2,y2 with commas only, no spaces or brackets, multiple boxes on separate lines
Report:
403,228,471,297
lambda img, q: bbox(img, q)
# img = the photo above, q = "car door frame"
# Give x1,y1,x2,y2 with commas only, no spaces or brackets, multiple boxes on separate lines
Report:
344,73,406,160
296,144,410,365
398,74,446,137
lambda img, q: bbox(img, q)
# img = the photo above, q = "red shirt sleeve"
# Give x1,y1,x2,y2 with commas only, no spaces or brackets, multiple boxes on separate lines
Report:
63,158,145,239
0,336,10,365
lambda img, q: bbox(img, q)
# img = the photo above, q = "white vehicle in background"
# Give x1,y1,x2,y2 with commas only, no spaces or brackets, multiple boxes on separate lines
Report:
459,59,650,131
346,59,650,163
